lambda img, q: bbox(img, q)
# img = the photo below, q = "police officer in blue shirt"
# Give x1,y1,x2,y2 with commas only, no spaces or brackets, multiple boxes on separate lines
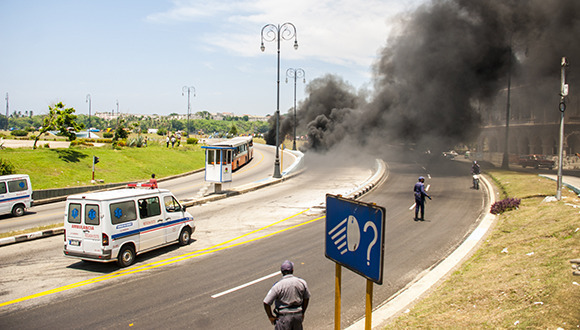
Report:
414,176,431,221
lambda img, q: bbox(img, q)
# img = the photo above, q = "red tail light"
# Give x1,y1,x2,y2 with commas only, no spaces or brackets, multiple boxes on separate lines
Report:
102,233,109,246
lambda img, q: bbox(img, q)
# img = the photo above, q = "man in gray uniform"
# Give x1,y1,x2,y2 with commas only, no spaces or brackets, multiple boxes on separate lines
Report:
263,260,311,329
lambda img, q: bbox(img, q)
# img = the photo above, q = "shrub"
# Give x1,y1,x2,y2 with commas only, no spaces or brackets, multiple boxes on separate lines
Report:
490,197,521,215
0,158,15,175
187,137,198,145
10,130,28,137
103,132,113,138
127,135,145,148
157,128,167,136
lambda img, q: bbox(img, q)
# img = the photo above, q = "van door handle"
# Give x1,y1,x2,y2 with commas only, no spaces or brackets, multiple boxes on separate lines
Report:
166,218,171,221
157,219,163,223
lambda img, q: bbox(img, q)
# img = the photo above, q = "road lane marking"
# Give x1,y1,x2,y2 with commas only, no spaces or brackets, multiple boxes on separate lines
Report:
211,271,279,298
233,148,265,175
0,209,322,308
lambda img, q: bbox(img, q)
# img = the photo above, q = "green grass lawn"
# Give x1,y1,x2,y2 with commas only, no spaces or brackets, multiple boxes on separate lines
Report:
385,170,580,328
1,143,205,189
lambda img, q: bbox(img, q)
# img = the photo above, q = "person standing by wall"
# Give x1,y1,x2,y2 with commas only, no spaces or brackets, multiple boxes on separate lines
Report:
263,260,311,329
414,176,431,221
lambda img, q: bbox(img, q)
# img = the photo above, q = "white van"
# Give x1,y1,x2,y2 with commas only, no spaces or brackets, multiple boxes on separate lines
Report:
0,174,33,217
63,188,195,267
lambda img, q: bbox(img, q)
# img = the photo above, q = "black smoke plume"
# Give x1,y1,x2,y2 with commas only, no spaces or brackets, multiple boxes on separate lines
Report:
266,0,579,154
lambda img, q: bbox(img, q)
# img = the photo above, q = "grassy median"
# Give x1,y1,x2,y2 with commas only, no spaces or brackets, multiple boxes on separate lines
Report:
385,170,580,328
1,143,205,189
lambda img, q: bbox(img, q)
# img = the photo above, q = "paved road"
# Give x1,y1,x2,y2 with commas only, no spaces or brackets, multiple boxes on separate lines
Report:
0,143,295,234
0,153,486,329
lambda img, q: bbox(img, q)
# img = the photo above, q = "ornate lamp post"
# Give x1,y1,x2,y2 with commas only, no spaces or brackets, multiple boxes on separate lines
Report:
5,92,9,130
86,94,91,135
286,68,305,150
116,99,119,127
260,22,298,178
182,86,196,137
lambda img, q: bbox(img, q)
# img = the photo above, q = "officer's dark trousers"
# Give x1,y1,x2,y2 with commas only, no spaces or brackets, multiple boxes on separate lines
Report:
415,198,425,220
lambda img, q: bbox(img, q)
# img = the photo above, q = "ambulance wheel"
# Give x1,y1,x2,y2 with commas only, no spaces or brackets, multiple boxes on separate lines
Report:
117,245,136,267
12,204,25,217
178,228,191,246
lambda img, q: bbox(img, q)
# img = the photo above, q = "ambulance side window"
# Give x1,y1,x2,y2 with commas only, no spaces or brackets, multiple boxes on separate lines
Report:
138,197,161,218
164,196,182,213
110,200,137,225
0,182,6,194
85,204,100,225
8,179,28,192
68,203,82,224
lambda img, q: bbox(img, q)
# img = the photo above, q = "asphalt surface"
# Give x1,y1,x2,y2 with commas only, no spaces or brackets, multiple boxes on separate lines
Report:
0,153,483,329
1,151,578,329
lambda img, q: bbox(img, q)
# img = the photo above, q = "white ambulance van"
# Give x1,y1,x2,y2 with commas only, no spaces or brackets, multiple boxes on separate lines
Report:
63,188,195,267
0,174,33,217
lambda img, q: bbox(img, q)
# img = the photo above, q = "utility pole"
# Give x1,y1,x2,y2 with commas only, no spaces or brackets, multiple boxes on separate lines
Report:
5,93,8,130
501,40,512,169
556,57,569,200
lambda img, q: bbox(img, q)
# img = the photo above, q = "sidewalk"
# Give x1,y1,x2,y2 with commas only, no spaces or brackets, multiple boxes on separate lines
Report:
539,174,580,195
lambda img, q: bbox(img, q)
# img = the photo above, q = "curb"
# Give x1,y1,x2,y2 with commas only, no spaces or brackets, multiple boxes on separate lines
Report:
0,228,65,247
32,169,205,206
347,173,497,329
1,153,386,247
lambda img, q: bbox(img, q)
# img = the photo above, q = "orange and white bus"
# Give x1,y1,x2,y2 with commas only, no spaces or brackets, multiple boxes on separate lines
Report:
210,136,254,171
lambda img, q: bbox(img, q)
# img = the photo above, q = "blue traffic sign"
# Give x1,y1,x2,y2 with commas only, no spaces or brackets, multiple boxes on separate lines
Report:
325,194,386,284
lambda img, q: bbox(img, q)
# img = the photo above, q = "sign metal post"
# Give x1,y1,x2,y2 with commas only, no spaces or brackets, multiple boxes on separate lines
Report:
326,194,386,329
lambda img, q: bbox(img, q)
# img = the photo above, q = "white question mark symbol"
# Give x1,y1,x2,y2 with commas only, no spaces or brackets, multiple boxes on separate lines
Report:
363,221,377,266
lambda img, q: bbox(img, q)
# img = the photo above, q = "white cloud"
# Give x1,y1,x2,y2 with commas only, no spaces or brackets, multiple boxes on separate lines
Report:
147,0,424,69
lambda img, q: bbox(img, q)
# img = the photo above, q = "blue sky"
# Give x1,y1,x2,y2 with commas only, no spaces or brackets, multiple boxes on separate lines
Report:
0,0,423,118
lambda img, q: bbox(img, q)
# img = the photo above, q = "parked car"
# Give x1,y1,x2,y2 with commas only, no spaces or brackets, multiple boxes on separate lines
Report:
442,150,458,160
518,154,555,170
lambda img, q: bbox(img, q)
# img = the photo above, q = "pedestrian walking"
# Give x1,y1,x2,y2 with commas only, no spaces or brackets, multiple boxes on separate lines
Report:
166,135,170,148
171,135,176,148
264,260,310,330
414,176,431,221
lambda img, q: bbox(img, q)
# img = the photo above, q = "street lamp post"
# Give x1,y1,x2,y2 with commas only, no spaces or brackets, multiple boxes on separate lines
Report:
182,86,196,137
5,93,9,130
286,68,305,151
116,99,119,127
260,22,298,178
556,57,569,201
86,94,91,136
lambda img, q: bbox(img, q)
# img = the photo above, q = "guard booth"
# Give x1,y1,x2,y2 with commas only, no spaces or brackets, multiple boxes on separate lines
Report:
202,145,234,193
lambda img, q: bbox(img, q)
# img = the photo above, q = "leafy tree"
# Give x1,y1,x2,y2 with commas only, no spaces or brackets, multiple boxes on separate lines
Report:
0,115,8,129
229,123,238,136
0,158,15,175
113,119,129,141
196,110,212,120
33,102,84,149
170,119,184,131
